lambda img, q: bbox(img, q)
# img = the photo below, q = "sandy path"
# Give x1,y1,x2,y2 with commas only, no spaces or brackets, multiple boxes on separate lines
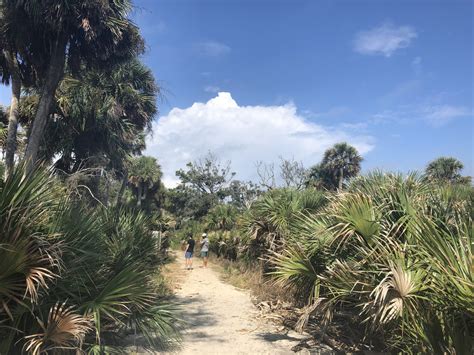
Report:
170,255,310,355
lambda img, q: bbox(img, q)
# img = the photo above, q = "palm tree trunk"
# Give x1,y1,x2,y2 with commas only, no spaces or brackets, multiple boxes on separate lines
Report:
4,51,21,178
137,181,143,208
143,184,148,212
104,172,110,207
116,171,128,206
24,36,67,173
338,167,344,190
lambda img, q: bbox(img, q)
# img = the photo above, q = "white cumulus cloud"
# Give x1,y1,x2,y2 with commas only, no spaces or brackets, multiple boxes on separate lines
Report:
354,23,417,57
146,92,374,187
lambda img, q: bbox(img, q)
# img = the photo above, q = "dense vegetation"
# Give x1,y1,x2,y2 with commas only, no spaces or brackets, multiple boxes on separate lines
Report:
0,167,179,353
0,0,472,354
170,151,473,354
0,1,178,353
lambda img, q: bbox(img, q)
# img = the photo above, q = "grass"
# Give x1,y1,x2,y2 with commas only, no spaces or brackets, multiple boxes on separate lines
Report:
210,255,293,305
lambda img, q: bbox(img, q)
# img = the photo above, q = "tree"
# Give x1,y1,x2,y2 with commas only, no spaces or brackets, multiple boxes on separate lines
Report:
165,185,216,220
38,58,157,173
256,161,276,190
0,20,24,178
425,157,471,185
256,157,307,190
14,58,158,206
279,156,307,189
1,0,144,172
205,204,239,231
2,50,20,178
171,152,236,220
305,163,338,190
176,152,235,196
128,156,163,209
228,180,262,209
320,142,362,190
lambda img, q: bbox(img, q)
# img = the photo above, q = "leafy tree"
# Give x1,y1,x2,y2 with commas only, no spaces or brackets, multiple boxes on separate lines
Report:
38,58,157,173
165,185,216,220
1,0,144,171
425,157,471,185
128,156,163,210
176,152,235,195
309,142,362,190
227,180,261,209
15,59,158,206
305,163,338,190
171,152,235,219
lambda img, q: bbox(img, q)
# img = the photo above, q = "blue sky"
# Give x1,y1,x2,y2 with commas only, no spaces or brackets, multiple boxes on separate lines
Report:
1,0,472,185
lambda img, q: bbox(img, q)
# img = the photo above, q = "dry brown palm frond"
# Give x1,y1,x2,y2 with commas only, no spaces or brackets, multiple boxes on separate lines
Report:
294,297,330,332
23,302,92,355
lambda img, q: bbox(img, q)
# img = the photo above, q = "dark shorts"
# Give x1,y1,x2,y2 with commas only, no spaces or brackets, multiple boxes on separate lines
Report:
201,251,209,257
185,251,193,259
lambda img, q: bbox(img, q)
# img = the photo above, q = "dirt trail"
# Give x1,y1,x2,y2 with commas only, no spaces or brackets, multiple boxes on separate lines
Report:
168,254,311,355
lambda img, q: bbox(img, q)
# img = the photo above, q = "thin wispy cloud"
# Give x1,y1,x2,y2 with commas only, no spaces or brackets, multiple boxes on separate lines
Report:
420,105,472,127
194,41,231,56
204,85,220,93
353,22,417,57
411,56,422,76
381,79,422,104
146,92,374,187
364,103,471,127
308,106,351,119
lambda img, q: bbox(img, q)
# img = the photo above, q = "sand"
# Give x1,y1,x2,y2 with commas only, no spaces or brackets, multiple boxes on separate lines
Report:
170,255,311,355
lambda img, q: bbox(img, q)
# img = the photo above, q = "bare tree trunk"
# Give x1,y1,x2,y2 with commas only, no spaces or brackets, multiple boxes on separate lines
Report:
338,167,344,190
24,36,66,173
116,171,128,206
4,50,21,178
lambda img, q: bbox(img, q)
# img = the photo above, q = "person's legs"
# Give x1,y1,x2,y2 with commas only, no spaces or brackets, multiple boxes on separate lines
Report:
185,252,191,269
204,255,208,268
189,254,193,269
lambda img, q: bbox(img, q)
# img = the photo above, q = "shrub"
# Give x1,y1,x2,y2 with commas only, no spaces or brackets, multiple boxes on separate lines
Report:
0,166,181,353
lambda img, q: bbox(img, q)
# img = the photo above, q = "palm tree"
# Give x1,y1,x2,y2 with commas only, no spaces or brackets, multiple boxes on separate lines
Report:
321,142,362,190
0,17,21,178
128,156,163,209
2,52,20,178
305,163,338,190
206,204,238,231
41,58,157,172
425,156,469,184
0,0,144,172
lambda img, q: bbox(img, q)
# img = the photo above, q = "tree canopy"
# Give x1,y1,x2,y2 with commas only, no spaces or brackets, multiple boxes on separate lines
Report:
306,142,362,190
425,156,471,185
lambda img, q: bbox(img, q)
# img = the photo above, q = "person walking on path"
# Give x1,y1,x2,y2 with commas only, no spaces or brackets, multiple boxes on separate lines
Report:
200,233,210,268
184,233,195,270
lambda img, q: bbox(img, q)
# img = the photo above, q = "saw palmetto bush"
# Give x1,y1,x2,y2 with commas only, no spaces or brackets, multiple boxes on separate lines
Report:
268,172,473,353
239,188,327,261
0,166,180,354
